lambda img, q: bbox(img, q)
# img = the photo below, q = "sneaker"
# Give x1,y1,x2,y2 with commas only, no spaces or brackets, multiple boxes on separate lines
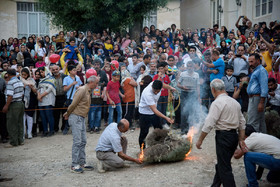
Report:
81,164,94,171
90,129,94,134
28,133,33,139
162,124,170,130
63,129,69,135
33,133,37,137
47,132,54,137
94,127,100,134
97,160,105,173
71,165,84,173
41,132,48,137
1,139,8,143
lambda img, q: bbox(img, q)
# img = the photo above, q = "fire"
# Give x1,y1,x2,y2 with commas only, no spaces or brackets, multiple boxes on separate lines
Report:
139,143,144,161
185,126,195,159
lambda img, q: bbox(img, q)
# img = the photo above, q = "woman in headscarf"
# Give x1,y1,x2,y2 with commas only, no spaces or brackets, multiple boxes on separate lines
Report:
20,68,37,139
37,67,56,137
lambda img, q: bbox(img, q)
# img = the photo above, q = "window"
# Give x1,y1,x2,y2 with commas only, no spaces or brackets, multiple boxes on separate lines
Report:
211,0,221,27
255,0,273,17
17,2,49,38
143,10,157,28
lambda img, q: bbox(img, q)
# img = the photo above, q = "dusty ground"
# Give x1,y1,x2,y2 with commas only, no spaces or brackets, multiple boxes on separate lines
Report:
0,125,277,187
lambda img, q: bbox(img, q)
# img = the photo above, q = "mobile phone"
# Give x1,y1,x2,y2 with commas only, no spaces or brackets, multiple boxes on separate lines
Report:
241,16,244,18
236,54,242,57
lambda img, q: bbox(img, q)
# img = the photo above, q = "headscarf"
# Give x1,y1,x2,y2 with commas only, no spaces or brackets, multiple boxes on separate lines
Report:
1,71,7,79
38,67,56,96
20,67,36,108
121,69,131,86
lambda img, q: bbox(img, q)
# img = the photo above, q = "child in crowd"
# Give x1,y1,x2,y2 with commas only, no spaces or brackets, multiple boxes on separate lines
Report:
153,62,171,129
64,37,78,60
35,56,46,68
221,65,237,97
106,70,124,124
11,59,17,70
20,68,37,139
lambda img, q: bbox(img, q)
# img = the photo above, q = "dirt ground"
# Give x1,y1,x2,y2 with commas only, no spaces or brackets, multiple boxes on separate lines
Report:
0,125,277,187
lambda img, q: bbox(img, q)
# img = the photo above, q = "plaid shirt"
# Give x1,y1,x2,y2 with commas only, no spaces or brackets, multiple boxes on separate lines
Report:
5,77,24,102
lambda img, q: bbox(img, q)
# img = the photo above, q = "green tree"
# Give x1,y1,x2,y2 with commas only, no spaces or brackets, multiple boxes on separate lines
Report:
39,0,167,41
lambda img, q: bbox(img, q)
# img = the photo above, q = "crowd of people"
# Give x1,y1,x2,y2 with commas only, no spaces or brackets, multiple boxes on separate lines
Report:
1,15,280,186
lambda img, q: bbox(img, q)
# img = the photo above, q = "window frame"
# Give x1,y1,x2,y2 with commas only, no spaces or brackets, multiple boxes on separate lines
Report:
255,0,273,18
17,2,49,38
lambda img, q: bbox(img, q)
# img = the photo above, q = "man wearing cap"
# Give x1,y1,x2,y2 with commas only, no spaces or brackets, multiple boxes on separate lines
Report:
2,69,25,147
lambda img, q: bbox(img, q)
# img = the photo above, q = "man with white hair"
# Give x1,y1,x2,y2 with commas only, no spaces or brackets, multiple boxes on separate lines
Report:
63,75,99,173
196,79,246,187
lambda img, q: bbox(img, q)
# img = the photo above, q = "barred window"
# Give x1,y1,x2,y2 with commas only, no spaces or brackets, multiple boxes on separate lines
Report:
17,2,49,38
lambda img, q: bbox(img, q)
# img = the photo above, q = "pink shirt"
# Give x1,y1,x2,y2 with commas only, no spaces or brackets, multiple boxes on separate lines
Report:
35,61,46,68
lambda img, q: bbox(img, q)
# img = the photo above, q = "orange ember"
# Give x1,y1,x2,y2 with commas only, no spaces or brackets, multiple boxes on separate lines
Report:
139,143,144,161
185,127,195,159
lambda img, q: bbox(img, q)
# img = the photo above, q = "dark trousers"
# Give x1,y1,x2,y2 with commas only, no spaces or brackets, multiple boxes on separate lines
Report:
212,130,238,187
123,102,135,128
33,110,43,134
6,102,24,146
0,111,8,140
156,96,168,126
102,101,109,123
138,113,161,148
53,95,66,132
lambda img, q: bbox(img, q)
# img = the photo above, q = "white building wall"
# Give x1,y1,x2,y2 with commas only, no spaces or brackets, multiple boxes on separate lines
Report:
180,0,211,30
0,0,18,40
157,0,181,30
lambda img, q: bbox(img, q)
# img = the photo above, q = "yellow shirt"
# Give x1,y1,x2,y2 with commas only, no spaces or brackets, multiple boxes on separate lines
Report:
262,51,272,73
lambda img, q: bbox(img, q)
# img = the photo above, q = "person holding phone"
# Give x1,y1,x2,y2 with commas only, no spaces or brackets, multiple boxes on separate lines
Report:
228,45,249,80
236,16,251,35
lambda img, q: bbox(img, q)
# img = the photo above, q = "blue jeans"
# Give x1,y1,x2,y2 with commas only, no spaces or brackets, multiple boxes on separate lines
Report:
39,105,54,133
156,96,168,126
88,104,102,129
108,103,122,124
244,152,280,187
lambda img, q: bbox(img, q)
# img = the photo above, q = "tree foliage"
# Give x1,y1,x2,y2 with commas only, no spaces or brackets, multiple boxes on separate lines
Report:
39,0,168,32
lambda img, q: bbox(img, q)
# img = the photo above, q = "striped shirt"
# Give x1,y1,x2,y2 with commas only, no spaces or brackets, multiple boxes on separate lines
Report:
5,77,24,102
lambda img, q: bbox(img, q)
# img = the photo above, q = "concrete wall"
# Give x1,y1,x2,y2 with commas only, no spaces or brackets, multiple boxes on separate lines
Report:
0,0,17,40
180,0,211,30
157,0,181,30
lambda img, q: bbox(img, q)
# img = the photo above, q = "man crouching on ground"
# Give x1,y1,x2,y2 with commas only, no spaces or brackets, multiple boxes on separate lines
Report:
96,119,142,173
63,75,99,173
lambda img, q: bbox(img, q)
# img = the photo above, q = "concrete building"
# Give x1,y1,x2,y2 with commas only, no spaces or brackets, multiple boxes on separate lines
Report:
1,0,279,40
0,0,59,40
145,0,280,31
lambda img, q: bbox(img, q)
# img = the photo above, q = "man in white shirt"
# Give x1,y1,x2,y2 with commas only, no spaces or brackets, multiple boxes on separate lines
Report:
138,80,174,148
268,78,280,114
234,125,280,186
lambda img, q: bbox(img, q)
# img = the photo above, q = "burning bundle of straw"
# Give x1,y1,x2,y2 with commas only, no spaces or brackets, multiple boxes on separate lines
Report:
140,129,191,163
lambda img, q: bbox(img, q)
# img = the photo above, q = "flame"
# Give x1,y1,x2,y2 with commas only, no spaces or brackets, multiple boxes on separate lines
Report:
139,143,144,161
185,126,195,159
